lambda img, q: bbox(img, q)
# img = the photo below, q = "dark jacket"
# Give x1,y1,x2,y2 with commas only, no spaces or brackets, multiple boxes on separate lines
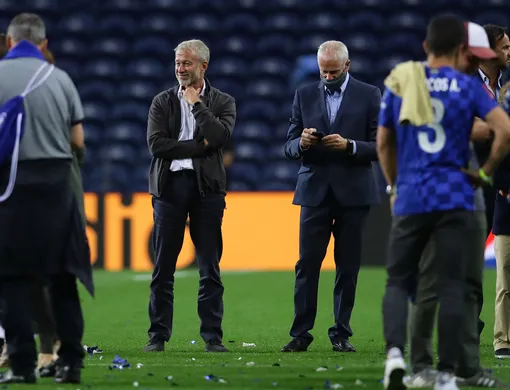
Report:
284,76,381,207
147,79,236,197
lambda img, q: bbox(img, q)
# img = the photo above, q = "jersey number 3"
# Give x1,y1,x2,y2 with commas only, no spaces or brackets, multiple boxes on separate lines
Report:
418,98,445,154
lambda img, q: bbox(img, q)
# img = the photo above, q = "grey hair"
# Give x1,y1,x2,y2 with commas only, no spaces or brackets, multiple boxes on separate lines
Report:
7,13,46,45
174,39,210,63
317,40,349,63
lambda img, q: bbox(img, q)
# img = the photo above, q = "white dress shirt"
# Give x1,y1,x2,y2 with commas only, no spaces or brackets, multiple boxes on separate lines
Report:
170,83,206,171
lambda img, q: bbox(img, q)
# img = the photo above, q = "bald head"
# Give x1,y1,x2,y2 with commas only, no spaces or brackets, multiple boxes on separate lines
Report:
317,40,349,64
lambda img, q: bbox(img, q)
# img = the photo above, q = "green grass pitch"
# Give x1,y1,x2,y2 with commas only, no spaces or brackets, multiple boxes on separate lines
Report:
9,268,510,389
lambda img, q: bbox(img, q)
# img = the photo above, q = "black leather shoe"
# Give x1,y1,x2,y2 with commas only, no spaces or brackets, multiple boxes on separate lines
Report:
281,338,309,352
54,363,81,384
205,341,228,352
332,339,356,352
0,369,37,384
38,361,56,378
143,338,164,352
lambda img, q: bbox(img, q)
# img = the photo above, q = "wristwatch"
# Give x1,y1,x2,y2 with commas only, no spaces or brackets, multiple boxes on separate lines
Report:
386,185,396,196
346,139,354,155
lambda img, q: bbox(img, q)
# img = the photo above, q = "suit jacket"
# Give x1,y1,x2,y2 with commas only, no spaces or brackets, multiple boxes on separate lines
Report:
284,76,381,207
147,78,236,197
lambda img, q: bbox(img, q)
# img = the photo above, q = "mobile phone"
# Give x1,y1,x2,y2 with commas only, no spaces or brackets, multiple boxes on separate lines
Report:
312,132,325,140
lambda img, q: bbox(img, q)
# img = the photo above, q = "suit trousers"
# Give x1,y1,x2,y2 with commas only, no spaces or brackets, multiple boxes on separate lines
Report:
148,170,225,343
409,211,486,378
494,235,510,350
290,189,369,344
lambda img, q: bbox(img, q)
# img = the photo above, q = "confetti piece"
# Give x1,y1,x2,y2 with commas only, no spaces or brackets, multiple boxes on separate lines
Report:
218,378,228,384
237,357,242,360
133,381,139,387
191,340,197,344
99,356,104,360
331,384,343,389
336,365,344,371
355,379,363,385
272,382,278,387
108,363,131,370
246,361,256,367
316,366,328,372
166,376,174,381
192,358,196,361
136,363,143,369
242,342,256,347
113,355,128,365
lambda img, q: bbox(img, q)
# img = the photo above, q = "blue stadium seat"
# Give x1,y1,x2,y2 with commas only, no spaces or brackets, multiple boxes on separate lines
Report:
235,141,267,162
262,161,299,182
258,180,296,191
207,57,250,79
473,12,509,27
57,14,95,33
140,14,179,33
99,14,136,35
264,13,302,33
267,144,286,160
389,12,428,32
125,59,168,79
383,33,424,58
342,34,379,53
133,36,174,56
93,38,129,56
112,102,150,121
119,80,158,101
298,34,336,54
101,0,141,10
82,101,108,122
82,169,105,193
246,77,289,99
147,0,183,9
217,35,255,56
83,122,104,146
234,121,272,140
84,58,122,79
107,122,147,145
237,100,278,121
223,14,259,34
228,181,254,191
51,37,86,56
106,144,138,164
349,57,374,80
78,80,116,101
252,57,292,77
346,12,384,32
306,12,343,32
227,162,260,186
208,78,242,97
257,34,296,56
181,14,218,33
55,59,82,80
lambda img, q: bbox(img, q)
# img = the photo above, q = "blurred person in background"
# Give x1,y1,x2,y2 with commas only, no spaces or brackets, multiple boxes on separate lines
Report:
282,40,381,353
0,13,92,384
474,25,510,236
406,35,506,388
0,32,64,377
144,39,236,353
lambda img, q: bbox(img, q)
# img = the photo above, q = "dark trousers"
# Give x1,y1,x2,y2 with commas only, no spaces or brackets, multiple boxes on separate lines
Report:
383,210,476,372
148,170,225,343
290,190,369,343
0,273,84,375
409,211,486,378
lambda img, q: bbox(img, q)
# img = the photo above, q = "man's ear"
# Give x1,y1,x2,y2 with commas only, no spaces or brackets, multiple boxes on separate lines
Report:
423,40,429,55
38,39,48,52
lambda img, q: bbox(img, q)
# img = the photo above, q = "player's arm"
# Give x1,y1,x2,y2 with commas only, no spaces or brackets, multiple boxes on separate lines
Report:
377,125,397,187
478,106,510,179
376,88,397,188
471,118,492,142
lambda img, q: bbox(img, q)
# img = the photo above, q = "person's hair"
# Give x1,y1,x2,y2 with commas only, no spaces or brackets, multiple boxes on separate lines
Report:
498,81,510,105
484,24,508,50
7,13,46,45
174,39,210,63
317,40,349,63
426,14,466,57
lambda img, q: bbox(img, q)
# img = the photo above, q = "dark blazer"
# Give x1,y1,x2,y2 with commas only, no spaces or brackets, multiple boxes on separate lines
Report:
284,76,381,207
147,78,236,197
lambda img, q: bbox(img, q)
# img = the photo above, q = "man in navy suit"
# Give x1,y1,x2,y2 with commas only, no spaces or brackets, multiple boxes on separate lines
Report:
282,40,381,353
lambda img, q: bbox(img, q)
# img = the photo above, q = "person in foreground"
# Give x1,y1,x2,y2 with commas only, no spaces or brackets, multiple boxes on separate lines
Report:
377,14,510,390
0,13,93,384
282,40,381,353
144,39,236,353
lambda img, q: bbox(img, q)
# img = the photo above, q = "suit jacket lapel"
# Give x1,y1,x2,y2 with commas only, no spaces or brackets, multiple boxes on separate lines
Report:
318,85,330,130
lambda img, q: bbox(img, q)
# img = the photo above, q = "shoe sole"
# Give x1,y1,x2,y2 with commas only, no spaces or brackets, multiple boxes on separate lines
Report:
495,355,510,359
387,368,407,390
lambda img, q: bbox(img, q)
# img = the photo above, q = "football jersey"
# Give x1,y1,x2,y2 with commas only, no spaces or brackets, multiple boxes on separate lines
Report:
379,66,498,216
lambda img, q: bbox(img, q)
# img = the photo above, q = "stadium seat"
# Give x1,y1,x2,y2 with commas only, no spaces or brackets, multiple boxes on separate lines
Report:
107,122,147,145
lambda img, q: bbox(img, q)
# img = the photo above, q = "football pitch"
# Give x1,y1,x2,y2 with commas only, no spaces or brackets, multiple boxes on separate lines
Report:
21,268,510,389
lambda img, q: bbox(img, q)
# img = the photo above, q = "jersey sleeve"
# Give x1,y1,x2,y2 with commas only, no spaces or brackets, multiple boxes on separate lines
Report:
378,87,396,129
471,78,498,119
503,88,510,115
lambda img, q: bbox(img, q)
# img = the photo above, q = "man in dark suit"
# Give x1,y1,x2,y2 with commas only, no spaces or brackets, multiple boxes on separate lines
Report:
143,39,236,353
282,40,381,353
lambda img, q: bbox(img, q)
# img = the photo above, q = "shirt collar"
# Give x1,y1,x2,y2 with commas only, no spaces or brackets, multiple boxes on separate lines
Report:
478,68,503,89
324,73,350,96
178,82,207,98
